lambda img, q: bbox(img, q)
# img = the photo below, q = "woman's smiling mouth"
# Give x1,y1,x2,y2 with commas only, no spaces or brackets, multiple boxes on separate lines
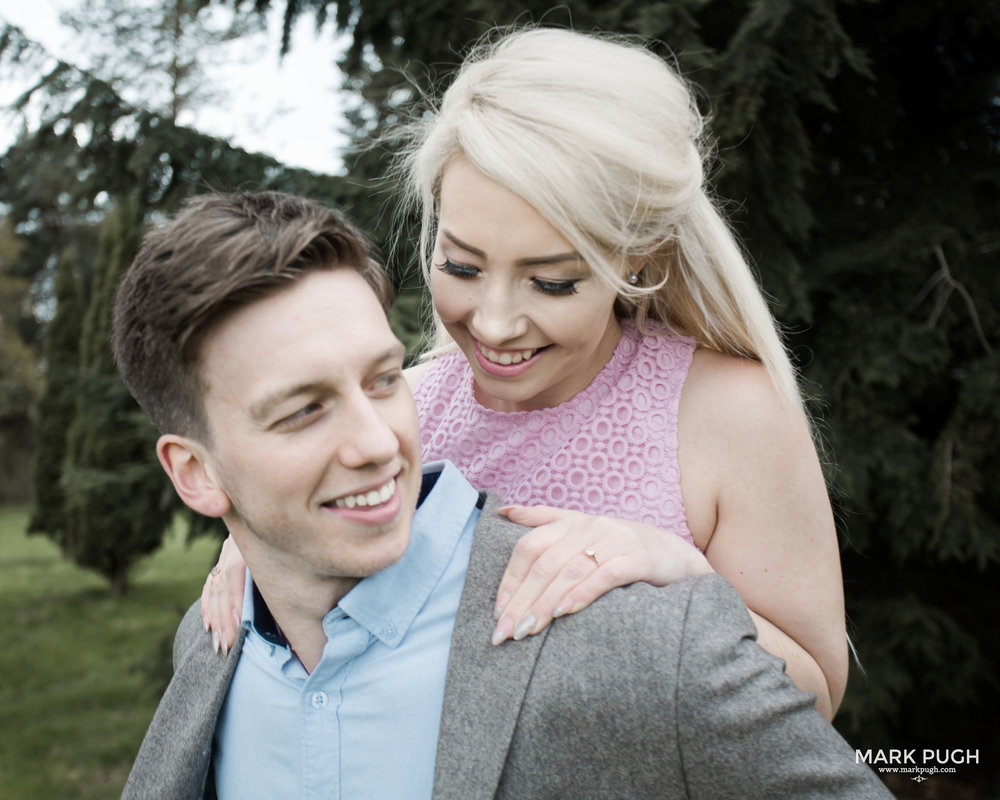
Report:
472,340,548,377
479,345,539,365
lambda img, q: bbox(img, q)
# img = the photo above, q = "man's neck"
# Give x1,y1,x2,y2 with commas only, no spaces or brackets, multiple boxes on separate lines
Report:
248,565,358,674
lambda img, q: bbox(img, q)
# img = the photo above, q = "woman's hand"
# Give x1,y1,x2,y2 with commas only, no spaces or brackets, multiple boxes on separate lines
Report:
200,534,248,654
491,505,713,645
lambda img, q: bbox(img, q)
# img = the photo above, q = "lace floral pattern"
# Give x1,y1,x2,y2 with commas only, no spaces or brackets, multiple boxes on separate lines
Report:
415,322,695,543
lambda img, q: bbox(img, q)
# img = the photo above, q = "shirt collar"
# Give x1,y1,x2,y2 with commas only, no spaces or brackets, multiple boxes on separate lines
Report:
337,460,481,647
243,460,482,650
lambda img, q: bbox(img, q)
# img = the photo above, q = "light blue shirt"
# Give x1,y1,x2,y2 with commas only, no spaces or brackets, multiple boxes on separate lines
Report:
213,460,482,800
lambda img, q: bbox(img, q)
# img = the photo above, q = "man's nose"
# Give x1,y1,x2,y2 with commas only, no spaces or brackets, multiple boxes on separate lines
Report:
336,396,398,468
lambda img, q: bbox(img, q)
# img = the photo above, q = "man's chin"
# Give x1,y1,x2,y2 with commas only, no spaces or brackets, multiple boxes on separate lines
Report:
329,525,412,578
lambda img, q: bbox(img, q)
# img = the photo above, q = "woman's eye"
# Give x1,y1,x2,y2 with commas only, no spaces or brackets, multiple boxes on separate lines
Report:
435,258,480,279
531,277,580,296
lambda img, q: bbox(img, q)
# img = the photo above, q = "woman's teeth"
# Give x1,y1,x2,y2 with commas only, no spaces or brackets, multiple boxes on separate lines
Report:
481,346,537,365
333,478,396,509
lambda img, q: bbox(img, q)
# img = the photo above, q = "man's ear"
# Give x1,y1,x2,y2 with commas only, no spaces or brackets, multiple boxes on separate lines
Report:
156,434,231,518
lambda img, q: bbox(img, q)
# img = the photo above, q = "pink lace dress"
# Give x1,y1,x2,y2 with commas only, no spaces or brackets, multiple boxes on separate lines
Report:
414,321,696,543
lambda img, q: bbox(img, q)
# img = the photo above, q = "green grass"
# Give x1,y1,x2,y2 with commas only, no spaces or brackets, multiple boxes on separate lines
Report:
0,507,219,799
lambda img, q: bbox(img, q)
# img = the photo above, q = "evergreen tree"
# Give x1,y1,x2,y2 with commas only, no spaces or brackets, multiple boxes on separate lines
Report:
58,0,266,125
60,198,174,596
0,217,36,502
0,21,350,364
799,0,1000,760
28,248,84,546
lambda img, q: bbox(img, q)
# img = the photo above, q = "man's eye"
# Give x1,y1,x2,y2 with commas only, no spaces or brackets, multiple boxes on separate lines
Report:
373,372,402,392
278,402,322,426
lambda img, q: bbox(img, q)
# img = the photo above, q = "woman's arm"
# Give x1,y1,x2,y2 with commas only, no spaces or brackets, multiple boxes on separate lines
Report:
682,349,847,717
491,349,848,719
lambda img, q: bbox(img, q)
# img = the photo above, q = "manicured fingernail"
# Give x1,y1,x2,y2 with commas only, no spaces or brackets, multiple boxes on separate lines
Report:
221,633,229,656
491,617,513,646
553,600,573,618
513,614,537,641
202,615,209,632
212,629,220,654
493,591,511,621
233,609,242,628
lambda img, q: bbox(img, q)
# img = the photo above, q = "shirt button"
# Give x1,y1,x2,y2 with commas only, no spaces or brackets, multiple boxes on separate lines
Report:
311,691,328,709
383,623,397,639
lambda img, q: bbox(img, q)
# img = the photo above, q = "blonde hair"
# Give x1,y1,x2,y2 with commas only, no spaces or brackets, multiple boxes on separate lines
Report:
396,27,804,411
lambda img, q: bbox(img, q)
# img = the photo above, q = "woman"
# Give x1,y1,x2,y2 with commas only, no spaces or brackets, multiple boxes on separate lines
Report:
204,27,848,718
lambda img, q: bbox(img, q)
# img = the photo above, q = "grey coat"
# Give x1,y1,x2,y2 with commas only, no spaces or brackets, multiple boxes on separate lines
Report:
122,493,891,799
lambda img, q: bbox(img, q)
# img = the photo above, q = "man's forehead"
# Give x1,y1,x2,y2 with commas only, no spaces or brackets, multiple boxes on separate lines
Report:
198,270,400,392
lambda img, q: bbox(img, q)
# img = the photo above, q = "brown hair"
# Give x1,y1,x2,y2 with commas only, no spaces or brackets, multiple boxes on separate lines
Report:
112,190,393,439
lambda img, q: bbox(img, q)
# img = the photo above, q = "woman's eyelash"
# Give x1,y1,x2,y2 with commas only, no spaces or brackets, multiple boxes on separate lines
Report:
436,258,579,295
532,278,580,296
435,258,479,278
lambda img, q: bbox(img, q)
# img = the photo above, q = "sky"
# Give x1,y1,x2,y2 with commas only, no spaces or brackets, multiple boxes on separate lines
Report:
0,0,349,175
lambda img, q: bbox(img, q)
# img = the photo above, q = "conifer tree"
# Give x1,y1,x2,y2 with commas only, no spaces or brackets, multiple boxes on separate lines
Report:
28,248,85,548
60,198,174,596
58,0,265,125
797,1,1000,761
0,217,36,502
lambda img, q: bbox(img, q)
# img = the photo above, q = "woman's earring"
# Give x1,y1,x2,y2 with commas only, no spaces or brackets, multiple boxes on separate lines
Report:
627,272,640,285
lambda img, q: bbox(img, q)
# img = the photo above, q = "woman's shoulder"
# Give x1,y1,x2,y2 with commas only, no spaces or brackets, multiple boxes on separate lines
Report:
685,349,802,431
681,348,814,479
678,349,817,544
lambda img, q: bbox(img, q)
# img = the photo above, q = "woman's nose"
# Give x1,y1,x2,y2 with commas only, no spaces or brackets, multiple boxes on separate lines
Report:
471,286,529,345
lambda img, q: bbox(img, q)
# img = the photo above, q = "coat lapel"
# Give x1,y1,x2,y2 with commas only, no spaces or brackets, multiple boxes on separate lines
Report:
121,604,244,800
432,493,549,800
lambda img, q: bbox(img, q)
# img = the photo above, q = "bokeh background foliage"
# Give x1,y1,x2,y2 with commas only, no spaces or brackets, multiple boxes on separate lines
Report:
1,0,998,796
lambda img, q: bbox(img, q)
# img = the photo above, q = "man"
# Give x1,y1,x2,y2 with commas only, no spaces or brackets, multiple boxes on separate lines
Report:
114,191,890,799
